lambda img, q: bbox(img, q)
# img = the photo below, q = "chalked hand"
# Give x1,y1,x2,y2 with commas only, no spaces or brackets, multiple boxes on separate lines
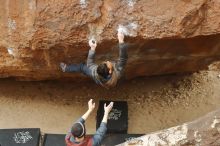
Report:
104,102,114,114
89,39,97,50
60,62,67,72
88,99,95,112
118,31,124,43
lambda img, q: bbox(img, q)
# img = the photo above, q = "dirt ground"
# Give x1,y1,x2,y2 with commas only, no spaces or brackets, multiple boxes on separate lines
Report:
0,68,220,135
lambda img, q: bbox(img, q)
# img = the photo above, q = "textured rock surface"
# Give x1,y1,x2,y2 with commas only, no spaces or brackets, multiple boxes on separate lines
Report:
117,109,220,146
0,0,220,80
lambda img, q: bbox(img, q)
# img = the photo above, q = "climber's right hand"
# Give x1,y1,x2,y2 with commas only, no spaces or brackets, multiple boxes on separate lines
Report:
118,31,124,44
60,62,67,72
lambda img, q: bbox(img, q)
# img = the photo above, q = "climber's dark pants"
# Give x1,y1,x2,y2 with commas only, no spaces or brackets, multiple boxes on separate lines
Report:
65,63,92,78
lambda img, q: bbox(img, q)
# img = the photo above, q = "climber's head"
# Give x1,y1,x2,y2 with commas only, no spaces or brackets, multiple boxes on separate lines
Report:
71,122,86,140
97,61,113,79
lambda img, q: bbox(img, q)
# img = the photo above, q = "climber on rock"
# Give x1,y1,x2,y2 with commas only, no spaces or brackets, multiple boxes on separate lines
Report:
65,99,114,146
60,30,128,88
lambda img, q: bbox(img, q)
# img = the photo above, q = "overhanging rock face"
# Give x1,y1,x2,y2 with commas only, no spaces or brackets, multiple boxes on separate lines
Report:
0,0,220,80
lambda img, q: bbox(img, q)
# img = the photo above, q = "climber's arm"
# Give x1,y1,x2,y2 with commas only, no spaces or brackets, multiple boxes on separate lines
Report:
116,32,128,72
87,40,97,69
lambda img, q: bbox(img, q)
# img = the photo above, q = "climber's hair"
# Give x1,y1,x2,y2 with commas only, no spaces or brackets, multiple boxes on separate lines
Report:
97,63,110,79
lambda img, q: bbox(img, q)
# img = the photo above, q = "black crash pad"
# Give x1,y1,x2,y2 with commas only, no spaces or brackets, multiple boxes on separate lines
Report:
42,134,144,146
101,134,144,146
0,128,40,146
96,100,128,134
43,134,66,146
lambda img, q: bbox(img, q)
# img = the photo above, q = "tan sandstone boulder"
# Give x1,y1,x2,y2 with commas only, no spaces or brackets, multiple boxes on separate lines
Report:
0,0,220,80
